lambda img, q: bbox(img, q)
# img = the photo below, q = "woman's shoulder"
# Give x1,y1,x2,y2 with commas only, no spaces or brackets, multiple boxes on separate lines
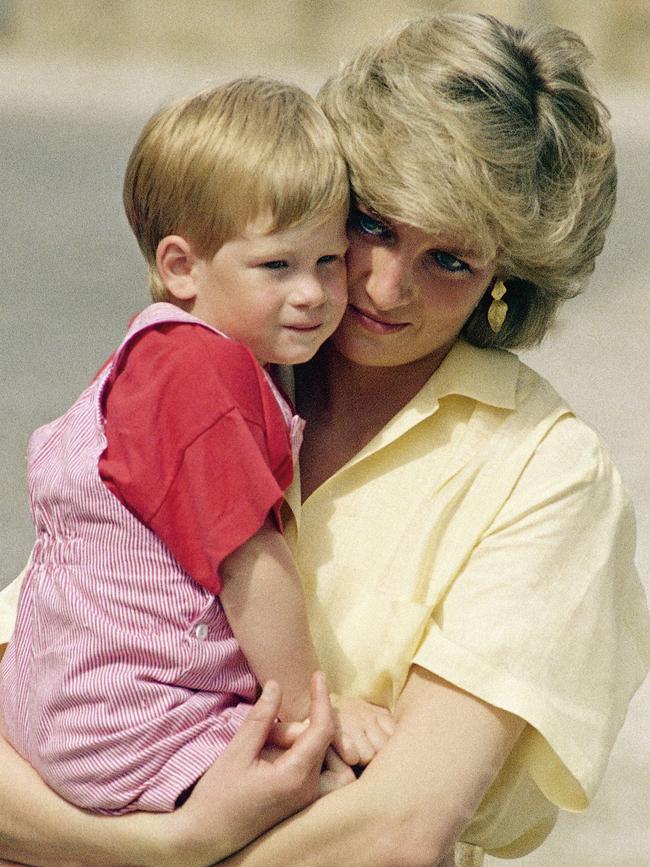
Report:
512,358,618,475
455,350,630,526
489,356,623,498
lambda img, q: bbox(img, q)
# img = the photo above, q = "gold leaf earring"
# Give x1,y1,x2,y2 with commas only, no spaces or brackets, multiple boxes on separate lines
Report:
487,280,508,334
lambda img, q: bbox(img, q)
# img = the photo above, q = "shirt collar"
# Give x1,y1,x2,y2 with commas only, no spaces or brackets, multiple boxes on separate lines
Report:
276,339,518,412
420,340,519,411
279,340,520,503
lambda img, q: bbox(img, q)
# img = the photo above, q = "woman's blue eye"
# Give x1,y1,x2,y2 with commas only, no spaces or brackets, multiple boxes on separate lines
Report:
262,260,288,270
352,211,389,238
431,251,469,273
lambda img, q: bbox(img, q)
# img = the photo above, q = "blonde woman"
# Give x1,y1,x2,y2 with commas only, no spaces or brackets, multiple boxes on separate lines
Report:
0,12,648,867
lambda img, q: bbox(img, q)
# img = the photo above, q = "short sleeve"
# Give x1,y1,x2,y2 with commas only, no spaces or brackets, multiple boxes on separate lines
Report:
414,415,650,809
100,323,292,594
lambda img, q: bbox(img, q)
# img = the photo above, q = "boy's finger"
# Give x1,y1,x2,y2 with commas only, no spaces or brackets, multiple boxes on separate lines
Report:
331,730,361,766
324,745,350,774
376,712,396,737
365,719,392,754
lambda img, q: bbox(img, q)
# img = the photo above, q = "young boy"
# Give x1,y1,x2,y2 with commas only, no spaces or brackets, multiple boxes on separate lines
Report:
0,78,393,816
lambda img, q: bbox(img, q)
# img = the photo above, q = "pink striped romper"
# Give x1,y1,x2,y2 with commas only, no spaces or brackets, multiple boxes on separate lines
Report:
0,303,304,814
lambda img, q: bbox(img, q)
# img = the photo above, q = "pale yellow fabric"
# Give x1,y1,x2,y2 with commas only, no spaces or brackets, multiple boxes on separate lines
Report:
1,341,649,857
454,841,484,865
0,566,25,645
279,340,650,858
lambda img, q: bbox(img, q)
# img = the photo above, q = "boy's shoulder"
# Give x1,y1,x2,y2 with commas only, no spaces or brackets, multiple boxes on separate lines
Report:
123,318,259,376
111,319,270,416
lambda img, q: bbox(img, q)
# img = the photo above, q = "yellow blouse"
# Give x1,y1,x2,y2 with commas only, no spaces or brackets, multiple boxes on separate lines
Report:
280,341,650,857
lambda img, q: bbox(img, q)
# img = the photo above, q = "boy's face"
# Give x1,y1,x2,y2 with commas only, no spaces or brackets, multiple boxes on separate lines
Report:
190,212,348,365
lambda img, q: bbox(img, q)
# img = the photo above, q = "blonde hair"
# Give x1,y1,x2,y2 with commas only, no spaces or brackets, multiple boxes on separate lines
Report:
124,77,349,301
318,13,616,348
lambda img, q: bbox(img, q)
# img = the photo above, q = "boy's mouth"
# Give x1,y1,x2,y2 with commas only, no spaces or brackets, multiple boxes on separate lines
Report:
283,322,323,332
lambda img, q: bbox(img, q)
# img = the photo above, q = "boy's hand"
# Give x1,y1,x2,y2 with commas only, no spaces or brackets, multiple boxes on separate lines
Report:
329,694,395,766
319,747,356,795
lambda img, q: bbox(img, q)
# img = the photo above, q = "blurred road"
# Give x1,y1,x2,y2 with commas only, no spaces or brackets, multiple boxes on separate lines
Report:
1,61,648,865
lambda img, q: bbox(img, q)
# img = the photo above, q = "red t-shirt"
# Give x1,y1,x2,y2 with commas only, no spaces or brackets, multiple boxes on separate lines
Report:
98,323,293,595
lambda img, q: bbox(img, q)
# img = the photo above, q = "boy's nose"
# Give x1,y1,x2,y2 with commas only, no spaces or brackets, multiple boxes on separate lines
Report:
289,276,327,307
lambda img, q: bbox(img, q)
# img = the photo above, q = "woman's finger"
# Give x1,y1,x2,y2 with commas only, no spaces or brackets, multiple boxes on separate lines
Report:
267,719,309,749
278,672,334,770
228,680,282,761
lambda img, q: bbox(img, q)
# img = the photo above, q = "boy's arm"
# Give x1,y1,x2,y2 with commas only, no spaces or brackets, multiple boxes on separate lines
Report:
220,521,395,764
219,518,319,722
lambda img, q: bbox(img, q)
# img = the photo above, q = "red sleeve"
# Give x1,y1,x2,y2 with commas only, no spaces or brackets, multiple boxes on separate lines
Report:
99,323,293,594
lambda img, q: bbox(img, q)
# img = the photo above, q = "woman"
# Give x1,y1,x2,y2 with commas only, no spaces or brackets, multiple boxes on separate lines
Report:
1,12,648,866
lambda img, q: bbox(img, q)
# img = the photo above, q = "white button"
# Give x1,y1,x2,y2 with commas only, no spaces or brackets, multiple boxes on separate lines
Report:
195,623,209,640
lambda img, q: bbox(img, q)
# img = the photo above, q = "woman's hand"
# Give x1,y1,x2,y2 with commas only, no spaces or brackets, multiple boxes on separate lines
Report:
166,672,335,865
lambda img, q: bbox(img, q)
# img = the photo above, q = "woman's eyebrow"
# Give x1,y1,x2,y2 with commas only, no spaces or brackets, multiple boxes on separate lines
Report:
350,198,383,218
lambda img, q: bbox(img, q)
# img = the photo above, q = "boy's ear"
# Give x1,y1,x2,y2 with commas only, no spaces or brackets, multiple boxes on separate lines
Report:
156,235,199,302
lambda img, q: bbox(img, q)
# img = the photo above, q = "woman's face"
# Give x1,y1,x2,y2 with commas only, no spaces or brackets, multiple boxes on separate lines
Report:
331,204,496,371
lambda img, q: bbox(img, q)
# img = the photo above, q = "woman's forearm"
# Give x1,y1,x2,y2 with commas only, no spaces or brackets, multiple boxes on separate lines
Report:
221,768,405,867
222,666,526,867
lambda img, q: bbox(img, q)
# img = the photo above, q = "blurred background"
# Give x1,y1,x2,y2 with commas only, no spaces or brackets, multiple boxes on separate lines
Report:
1,1,648,863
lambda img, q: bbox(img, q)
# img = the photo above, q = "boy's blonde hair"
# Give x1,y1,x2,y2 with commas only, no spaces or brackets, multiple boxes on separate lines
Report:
318,13,616,348
124,77,349,301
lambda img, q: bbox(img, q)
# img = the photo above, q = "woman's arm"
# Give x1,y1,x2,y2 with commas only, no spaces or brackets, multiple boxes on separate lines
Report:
219,665,526,867
0,675,335,867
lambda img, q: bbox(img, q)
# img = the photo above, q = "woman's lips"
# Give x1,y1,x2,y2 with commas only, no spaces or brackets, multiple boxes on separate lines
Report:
348,304,408,334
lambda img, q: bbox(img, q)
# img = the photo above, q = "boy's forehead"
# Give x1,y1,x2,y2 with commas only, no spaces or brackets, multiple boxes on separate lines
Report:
234,210,348,250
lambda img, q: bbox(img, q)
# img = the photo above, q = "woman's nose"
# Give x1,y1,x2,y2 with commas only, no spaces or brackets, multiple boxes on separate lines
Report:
365,248,414,310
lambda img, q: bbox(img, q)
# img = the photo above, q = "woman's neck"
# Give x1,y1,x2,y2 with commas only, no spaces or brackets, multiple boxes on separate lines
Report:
294,343,446,500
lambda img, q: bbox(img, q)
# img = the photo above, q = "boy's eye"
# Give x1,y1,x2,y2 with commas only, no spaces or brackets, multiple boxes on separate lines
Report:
430,250,470,273
351,210,390,238
262,260,288,270
317,254,342,265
